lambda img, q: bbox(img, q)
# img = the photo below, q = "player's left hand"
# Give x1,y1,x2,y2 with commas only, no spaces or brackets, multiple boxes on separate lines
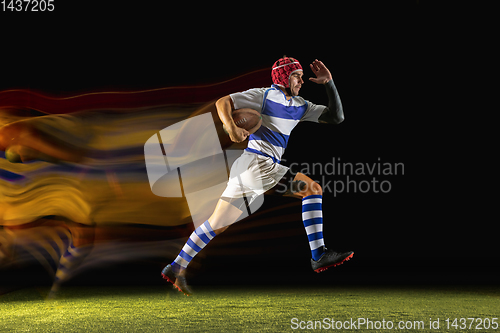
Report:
309,59,332,85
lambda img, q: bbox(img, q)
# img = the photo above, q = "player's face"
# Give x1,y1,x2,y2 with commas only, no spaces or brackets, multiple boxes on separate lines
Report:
289,71,304,96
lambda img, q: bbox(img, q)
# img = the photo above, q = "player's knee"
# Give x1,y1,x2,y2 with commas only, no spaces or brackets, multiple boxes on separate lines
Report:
311,181,323,195
303,181,322,197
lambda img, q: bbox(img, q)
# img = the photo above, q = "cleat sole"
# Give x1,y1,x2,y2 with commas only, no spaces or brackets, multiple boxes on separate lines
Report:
161,273,191,296
314,252,354,273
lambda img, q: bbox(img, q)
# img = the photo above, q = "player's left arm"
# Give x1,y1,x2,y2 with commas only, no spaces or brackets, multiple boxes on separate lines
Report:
309,59,344,125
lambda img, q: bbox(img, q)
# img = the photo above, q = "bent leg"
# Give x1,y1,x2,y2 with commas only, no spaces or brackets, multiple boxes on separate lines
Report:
292,172,354,270
289,173,326,261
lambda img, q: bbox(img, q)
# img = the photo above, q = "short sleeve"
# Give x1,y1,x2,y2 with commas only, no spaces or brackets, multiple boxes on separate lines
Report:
300,100,327,123
230,87,267,113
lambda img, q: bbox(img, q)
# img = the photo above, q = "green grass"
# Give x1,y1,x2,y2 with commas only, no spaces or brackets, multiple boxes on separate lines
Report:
1,285,499,332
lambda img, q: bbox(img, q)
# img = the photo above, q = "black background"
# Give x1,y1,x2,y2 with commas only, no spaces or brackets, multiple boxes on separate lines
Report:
1,1,496,287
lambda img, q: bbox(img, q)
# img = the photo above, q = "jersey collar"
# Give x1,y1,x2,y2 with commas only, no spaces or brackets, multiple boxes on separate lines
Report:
271,84,298,101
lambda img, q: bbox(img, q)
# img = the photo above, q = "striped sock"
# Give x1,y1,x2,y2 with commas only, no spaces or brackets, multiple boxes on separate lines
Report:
302,194,325,261
53,242,93,288
171,220,216,273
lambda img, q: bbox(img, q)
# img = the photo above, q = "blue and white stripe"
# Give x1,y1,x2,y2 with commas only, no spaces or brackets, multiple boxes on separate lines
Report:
244,85,308,164
53,242,93,291
302,195,325,261
172,220,216,271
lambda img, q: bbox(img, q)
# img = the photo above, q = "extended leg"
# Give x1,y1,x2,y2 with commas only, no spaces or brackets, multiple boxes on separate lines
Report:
162,197,245,295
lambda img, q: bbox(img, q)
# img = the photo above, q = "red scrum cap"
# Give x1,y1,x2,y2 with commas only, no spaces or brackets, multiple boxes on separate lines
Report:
271,56,303,88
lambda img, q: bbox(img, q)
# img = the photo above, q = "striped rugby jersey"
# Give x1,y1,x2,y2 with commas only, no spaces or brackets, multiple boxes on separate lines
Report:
230,84,326,164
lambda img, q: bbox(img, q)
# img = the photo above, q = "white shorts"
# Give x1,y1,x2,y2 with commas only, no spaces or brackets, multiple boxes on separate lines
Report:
221,151,289,205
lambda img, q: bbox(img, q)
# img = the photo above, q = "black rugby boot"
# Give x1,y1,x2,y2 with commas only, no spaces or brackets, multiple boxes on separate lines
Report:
311,248,354,273
161,264,193,296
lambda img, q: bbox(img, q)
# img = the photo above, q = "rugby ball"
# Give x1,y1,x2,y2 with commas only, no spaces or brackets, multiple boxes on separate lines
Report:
224,108,262,135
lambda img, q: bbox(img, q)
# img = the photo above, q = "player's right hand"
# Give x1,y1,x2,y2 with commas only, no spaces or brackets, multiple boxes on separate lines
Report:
228,126,249,143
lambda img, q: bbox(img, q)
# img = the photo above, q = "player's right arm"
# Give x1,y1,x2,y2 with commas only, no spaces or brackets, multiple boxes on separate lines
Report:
215,95,249,143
